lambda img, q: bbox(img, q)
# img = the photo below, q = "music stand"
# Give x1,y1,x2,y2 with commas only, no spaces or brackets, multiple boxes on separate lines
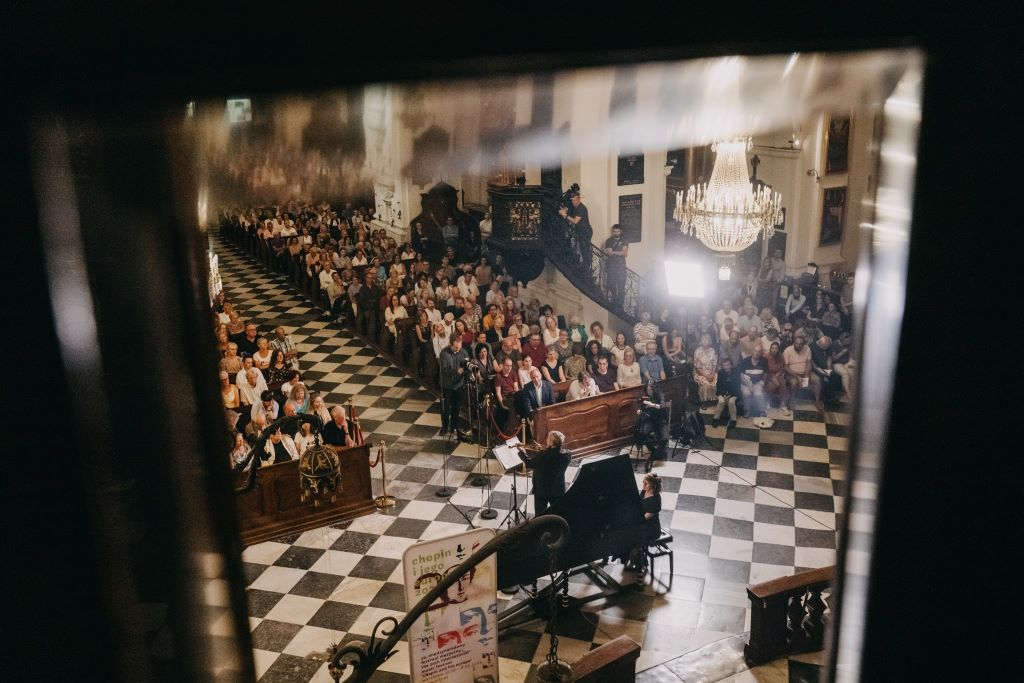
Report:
493,440,530,528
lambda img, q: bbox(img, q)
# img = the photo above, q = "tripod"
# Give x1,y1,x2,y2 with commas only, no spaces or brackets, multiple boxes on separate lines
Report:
498,462,530,528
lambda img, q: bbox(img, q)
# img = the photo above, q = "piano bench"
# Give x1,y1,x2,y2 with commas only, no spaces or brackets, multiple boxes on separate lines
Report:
645,531,674,589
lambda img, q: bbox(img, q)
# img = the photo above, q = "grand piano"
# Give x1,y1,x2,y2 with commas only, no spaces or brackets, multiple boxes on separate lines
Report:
495,453,648,624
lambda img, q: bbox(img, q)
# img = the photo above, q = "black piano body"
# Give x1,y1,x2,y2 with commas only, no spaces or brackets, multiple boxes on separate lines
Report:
496,453,646,589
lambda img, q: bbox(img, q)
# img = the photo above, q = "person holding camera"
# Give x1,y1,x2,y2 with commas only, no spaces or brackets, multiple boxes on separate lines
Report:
439,333,471,437
639,378,669,472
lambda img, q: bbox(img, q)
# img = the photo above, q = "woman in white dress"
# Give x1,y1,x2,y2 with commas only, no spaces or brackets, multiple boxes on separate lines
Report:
542,315,561,348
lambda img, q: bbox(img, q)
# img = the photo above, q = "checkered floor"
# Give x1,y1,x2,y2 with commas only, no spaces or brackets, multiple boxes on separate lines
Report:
216,237,846,682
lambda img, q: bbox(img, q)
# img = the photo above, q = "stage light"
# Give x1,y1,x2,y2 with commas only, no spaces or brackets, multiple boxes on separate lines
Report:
664,260,704,298
718,265,731,281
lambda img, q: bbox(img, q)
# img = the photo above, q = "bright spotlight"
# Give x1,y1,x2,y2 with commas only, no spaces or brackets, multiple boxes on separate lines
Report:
718,265,731,281
665,260,704,298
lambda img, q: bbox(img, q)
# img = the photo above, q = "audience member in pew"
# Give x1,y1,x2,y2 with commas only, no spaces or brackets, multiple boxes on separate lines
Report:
692,334,719,405
739,327,763,360
566,315,588,345
294,420,318,454
715,298,740,328
541,348,566,384
263,427,299,464
423,298,442,325
523,333,548,369
633,311,659,354
508,313,530,342
266,349,292,387
720,330,742,369
607,332,628,368
663,327,685,374
309,394,332,427
494,357,520,425
520,367,556,416
739,344,768,418
712,357,741,429
384,294,409,339
414,311,432,375
215,328,230,356
549,329,572,362
593,357,619,393
830,331,855,401
589,321,613,350
221,371,241,409
245,413,267,444
785,284,807,323
238,365,268,407
220,342,243,376
820,301,843,340
322,406,356,447
542,315,561,348
252,390,282,423
585,339,614,375
229,431,250,470
617,347,642,388
783,333,821,412
566,370,599,401
279,370,306,403
234,322,261,357
226,309,245,337
639,341,667,383
517,355,535,389
474,343,496,384
284,384,310,416
563,345,586,382
764,341,789,414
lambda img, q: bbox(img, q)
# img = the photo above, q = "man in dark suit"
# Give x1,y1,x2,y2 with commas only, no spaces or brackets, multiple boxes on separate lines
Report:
519,367,555,416
518,430,571,514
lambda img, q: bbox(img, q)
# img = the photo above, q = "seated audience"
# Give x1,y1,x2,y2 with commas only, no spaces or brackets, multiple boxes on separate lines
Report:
263,427,299,464
638,341,666,383
592,356,619,393
322,406,356,447
739,345,767,417
617,347,642,388
712,357,741,429
566,370,599,400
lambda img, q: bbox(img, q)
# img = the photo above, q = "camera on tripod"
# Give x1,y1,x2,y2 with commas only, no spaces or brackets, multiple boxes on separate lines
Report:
462,358,482,381
560,182,581,206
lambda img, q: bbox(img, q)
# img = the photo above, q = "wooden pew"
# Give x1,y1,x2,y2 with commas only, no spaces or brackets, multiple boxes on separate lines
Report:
233,443,376,546
530,373,688,458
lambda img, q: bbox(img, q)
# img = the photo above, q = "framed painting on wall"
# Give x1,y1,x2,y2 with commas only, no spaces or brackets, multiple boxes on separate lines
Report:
825,115,851,174
819,186,847,246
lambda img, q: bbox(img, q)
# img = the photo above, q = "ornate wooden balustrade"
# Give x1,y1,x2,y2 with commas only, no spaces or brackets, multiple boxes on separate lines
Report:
744,565,835,666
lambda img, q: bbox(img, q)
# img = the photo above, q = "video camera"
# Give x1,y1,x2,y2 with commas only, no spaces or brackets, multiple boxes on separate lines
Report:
560,182,581,207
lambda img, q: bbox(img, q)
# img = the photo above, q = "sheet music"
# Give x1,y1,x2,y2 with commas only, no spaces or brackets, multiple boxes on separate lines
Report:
492,443,525,471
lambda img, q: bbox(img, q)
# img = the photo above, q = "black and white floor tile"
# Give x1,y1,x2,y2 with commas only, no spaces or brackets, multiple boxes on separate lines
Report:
216,237,847,682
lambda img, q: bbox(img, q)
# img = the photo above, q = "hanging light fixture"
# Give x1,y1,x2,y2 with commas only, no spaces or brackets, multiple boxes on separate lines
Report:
674,137,783,252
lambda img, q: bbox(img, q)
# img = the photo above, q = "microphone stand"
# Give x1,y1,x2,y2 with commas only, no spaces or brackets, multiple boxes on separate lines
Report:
478,394,498,520
435,349,455,498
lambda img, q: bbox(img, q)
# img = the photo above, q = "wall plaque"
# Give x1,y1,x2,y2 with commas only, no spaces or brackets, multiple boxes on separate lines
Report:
618,193,643,243
617,153,645,186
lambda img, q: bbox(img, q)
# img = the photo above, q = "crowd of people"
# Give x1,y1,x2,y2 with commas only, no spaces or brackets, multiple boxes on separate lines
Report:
214,287,361,471
218,198,858,469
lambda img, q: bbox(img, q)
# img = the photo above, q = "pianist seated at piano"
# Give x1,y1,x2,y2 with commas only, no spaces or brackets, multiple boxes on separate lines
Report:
517,430,571,514
627,472,664,573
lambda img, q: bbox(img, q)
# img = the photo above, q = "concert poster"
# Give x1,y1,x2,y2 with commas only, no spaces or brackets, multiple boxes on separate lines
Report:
402,528,498,683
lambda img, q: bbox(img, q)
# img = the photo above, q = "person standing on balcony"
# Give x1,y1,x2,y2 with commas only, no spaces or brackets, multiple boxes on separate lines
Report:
566,192,593,279
604,223,628,308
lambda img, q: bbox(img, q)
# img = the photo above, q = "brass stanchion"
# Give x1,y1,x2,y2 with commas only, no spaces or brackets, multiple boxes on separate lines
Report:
346,398,363,445
369,441,396,509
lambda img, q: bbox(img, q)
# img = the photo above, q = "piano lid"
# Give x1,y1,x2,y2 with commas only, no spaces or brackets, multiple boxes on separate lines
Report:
497,453,645,588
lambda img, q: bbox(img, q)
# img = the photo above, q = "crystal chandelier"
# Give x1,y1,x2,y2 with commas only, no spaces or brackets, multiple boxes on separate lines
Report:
674,137,783,252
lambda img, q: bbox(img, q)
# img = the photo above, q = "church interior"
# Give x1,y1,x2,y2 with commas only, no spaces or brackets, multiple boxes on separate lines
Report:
6,7,1015,683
